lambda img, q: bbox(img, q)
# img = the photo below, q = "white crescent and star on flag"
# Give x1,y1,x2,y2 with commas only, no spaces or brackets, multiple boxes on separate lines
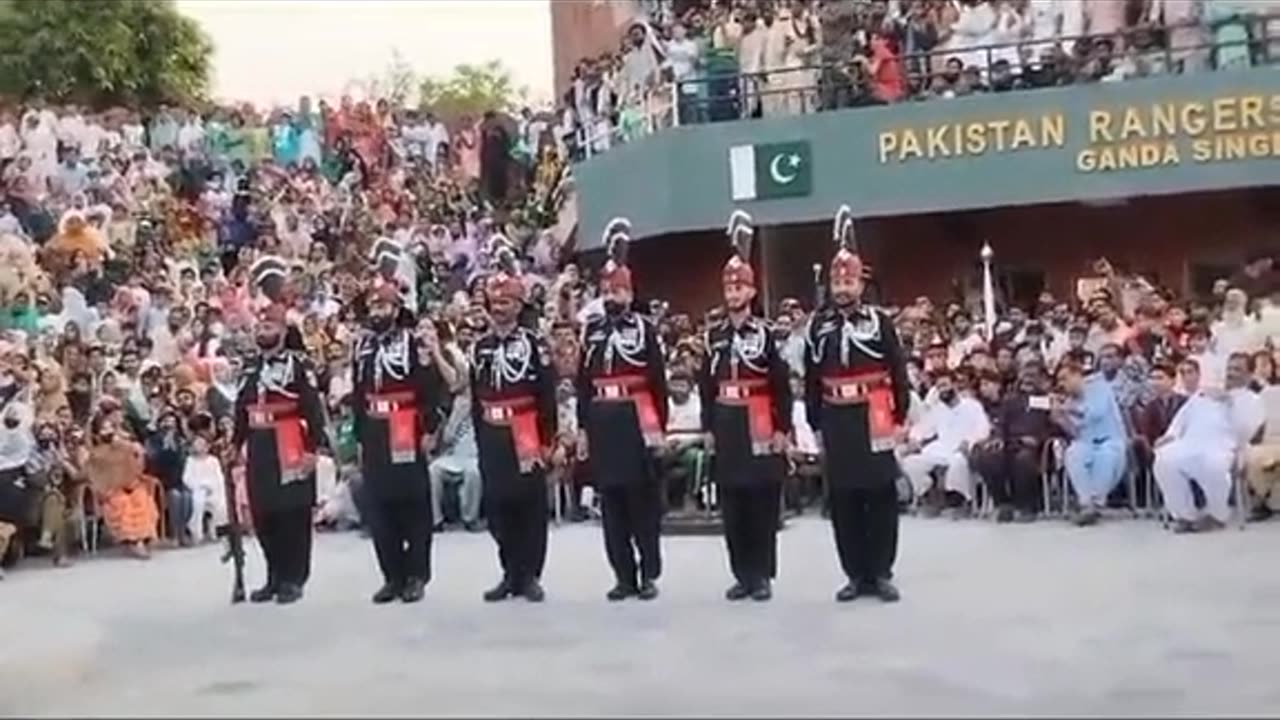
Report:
769,152,802,184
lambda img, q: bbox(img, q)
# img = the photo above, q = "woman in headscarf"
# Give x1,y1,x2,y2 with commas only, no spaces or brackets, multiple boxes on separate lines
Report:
0,401,34,572
88,408,158,558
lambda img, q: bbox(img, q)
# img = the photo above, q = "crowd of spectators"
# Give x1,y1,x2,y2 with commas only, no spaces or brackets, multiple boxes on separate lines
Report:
0,97,578,576
555,0,1280,158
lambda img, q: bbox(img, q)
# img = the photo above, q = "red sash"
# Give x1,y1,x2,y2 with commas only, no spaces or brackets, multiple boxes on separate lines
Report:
480,396,543,472
593,374,663,447
718,378,775,455
367,391,419,464
821,369,898,453
249,399,308,483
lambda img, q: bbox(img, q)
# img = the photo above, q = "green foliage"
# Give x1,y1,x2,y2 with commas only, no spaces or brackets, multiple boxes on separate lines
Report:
0,0,213,108
418,59,525,121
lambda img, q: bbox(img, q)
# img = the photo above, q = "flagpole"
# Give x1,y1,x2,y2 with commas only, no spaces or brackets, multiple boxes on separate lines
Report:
980,242,996,341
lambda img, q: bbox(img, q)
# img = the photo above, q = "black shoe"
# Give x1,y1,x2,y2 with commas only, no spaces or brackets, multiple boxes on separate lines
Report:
401,577,426,603
835,582,861,603
249,584,277,603
1172,519,1198,534
483,578,515,602
995,506,1014,523
372,582,402,604
871,578,900,603
463,520,484,533
1249,506,1273,522
1014,509,1038,523
275,583,303,605
1074,508,1101,527
724,582,750,601
750,579,773,602
606,583,637,601
431,521,445,533
636,579,659,601
523,579,545,603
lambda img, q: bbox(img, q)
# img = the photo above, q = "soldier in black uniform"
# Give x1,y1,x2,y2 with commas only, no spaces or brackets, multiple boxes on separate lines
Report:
699,210,792,602
232,302,331,605
804,205,911,604
353,283,447,604
470,245,558,603
576,218,668,601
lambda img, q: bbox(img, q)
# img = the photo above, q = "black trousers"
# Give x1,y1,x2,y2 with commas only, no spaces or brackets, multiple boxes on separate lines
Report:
987,445,1042,513
364,488,433,588
251,505,313,589
721,482,781,586
829,484,899,583
600,482,663,587
485,477,549,588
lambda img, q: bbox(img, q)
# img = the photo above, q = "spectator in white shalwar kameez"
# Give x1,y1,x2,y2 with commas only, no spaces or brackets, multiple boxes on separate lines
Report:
1154,354,1264,533
181,435,227,543
900,370,990,511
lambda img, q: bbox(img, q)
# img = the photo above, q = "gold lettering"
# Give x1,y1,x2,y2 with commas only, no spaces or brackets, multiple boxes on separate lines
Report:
1191,138,1212,162
1011,119,1037,150
900,129,923,161
1248,132,1270,156
1213,97,1238,132
964,123,987,155
1118,144,1139,169
989,119,1011,152
1240,96,1265,130
1269,95,1280,125
1098,149,1116,171
878,132,898,164
1089,110,1114,143
1162,142,1180,166
1042,113,1065,146
1151,103,1176,138
926,125,951,159
1077,149,1097,172
1223,134,1246,159
1182,103,1207,135
1121,108,1147,140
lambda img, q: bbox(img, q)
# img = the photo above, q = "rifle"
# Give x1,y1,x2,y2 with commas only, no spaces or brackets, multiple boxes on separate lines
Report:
219,467,247,604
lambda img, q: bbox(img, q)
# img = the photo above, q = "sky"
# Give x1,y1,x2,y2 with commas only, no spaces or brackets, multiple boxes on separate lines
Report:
176,0,553,108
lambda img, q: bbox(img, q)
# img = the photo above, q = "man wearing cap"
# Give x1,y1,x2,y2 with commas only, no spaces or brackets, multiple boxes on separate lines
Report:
353,282,447,604
699,210,792,602
232,301,331,605
804,206,911,604
470,246,558,603
577,218,668,601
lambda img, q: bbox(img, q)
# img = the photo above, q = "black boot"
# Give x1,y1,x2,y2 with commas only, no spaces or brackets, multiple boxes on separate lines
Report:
871,578,900,603
401,577,426,603
372,582,402,604
249,583,277,603
724,582,750,601
275,583,303,605
483,578,516,602
835,579,862,603
750,579,773,602
636,579,659,601
606,582,637,601
522,579,546,603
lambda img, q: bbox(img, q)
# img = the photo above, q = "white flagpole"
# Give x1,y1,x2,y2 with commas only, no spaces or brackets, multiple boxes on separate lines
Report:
981,242,996,341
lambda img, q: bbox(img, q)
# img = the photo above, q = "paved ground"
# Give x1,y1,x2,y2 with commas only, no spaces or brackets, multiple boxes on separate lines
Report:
2,515,1279,717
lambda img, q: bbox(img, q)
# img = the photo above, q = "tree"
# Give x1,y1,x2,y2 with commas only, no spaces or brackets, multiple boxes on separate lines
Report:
349,48,418,107
0,0,213,108
418,60,525,121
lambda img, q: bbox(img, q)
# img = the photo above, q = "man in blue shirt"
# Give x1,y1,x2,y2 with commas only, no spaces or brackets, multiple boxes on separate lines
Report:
1054,359,1128,526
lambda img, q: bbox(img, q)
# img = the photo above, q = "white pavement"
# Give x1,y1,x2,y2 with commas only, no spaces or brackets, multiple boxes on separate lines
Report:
3,516,1280,717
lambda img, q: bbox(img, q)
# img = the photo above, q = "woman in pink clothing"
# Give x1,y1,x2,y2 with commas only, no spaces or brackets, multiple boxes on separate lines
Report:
455,115,481,182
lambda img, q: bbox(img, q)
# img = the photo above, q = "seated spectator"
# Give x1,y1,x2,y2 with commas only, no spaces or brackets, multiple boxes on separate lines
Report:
88,414,158,558
1132,361,1187,472
978,363,1053,522
180,433,226,544
1244,360,1280,520
24,419,81,565
1154,354,1263,532
428,363,481,532
1053,359,1128,526
1184,323,1224,391
0,402,33,574
660,369,705,510
901,369,990,516
145,409,189,544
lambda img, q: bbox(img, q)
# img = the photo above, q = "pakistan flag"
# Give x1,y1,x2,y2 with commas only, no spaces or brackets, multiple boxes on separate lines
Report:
728,141,812,202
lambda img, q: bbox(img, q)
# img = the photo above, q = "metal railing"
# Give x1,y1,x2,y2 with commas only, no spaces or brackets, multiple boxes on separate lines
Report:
568,11,1279,161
